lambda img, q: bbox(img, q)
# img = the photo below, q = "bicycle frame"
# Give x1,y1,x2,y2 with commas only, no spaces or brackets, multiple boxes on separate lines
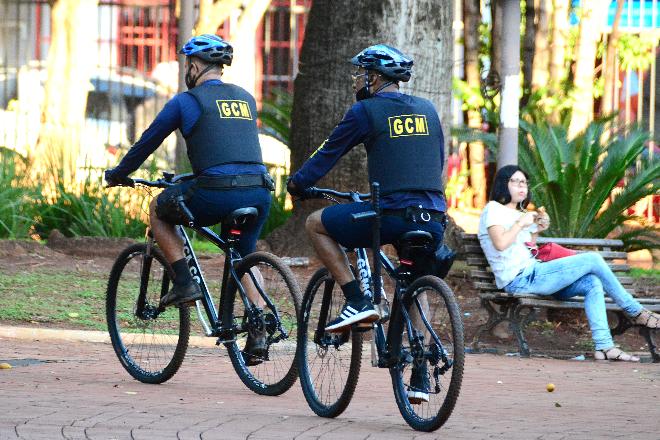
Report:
131,175,283,343
309,184,449,369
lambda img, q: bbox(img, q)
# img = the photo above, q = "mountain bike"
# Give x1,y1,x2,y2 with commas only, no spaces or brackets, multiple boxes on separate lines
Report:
296,183,464,432
105,172,301,395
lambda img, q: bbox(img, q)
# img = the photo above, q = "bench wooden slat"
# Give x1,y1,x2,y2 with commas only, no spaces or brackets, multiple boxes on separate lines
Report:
461,233,625,249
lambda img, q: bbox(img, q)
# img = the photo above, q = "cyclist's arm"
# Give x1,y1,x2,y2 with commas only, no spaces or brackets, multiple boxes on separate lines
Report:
110,93,200,178
289,103,370,189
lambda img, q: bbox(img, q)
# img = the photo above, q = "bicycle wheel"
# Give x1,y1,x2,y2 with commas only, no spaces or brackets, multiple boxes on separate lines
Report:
389,275,464,432
106,243,191,384
297,268,363,417
226,251,301,396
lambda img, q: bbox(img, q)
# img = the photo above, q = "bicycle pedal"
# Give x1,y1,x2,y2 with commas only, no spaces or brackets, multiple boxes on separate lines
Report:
352,323,373,333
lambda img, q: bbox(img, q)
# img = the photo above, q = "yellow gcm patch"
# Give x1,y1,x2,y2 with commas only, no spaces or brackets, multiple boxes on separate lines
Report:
216,100,253,120
388,114,428,138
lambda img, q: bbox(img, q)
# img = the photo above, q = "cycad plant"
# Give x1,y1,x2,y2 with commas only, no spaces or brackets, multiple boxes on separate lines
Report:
519,119,659,251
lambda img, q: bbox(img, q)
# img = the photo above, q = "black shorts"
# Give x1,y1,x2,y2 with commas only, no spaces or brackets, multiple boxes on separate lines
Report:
155,179,271,256
320,202,445,250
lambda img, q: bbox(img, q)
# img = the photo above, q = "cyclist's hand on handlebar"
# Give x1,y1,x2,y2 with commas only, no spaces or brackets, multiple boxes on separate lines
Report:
286,176,304,197
104,169,134,188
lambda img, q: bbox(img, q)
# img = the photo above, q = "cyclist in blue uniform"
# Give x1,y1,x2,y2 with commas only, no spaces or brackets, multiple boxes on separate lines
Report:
287,44,447,403
105,35,273,325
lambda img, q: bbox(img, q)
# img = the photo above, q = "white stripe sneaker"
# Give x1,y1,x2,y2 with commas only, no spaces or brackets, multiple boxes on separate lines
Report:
325,299,379,332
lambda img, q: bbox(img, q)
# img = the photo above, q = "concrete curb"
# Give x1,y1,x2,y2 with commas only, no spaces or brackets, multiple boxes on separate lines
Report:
0,325,218,348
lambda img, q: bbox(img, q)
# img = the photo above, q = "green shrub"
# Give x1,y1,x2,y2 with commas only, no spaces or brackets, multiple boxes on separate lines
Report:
0,148,39,238
33,172,145,239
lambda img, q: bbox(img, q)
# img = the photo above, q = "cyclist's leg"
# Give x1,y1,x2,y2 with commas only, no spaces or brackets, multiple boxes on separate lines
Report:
314,202,380,330
152,181,202,306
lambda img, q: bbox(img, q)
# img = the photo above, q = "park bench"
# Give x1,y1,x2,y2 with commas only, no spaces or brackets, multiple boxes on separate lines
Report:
461,233,660,362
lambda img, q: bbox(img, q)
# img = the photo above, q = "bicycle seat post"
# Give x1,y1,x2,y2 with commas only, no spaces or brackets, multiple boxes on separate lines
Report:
371,182,382,306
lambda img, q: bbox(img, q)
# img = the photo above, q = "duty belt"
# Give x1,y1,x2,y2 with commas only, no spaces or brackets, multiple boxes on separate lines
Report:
195,173,275,191
382,207,446,224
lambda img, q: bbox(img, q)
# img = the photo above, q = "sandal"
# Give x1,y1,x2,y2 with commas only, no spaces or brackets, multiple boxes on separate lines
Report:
594,347,640,362
632,309,660,329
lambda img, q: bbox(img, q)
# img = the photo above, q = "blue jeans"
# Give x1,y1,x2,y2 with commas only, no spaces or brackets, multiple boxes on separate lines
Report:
504,252,643,350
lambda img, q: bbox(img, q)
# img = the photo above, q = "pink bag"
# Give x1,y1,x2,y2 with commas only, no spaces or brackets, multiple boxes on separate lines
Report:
527,242,577,262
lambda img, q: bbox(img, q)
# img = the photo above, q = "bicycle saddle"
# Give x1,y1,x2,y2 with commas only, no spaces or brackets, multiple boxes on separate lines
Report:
396,231,435,261
223,207,258,227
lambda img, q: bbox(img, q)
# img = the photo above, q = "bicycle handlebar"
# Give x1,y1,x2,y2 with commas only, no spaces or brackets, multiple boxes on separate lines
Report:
108,172,195,189
302,187,370,202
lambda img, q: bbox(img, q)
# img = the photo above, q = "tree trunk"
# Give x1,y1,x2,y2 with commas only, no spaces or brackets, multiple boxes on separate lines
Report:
268,0,454,256
464,0,486,208
522,0,536,103
223,0,272,96
531,0,551,91
195,0,245,35
568,0,607,139
490,0,503,80
601,0,625,117
549,0,569,122
32,0,98,189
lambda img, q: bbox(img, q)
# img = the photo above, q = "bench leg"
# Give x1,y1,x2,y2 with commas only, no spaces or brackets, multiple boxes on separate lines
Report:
639,328,660,363
511,305,536,357
611,313,659,363
472,298,536,357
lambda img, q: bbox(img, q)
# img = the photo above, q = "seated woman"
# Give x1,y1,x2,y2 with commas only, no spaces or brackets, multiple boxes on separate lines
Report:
478,165,660,362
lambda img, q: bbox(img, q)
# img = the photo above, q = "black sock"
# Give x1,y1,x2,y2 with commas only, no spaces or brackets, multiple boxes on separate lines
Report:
171,258,192,285
340,280,362,302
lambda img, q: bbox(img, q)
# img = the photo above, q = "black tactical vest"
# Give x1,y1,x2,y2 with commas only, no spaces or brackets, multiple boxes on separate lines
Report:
360,94,444,195
184,83,263,174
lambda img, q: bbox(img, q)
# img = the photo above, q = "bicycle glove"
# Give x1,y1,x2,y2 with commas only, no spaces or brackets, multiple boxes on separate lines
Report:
105,169,134,188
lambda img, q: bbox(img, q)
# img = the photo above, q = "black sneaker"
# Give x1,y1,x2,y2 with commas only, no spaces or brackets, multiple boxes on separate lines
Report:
160,281,203,308
242,326,267,366
407,362,430,404
325,297,379,333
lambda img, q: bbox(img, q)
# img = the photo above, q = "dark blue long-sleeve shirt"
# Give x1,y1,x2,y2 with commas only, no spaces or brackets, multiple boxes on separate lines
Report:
108,79,266,178
291,92,446,211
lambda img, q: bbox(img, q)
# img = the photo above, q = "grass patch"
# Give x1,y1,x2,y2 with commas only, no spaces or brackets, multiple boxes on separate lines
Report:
0,271,109,330
630,268,660,280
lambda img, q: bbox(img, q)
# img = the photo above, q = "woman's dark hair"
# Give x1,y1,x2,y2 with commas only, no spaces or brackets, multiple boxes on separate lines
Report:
489,164,532,210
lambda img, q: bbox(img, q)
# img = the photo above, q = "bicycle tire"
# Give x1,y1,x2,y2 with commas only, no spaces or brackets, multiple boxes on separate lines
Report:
297,268,363,417
226,251,301,396
106,243,191,384
389,275,464,432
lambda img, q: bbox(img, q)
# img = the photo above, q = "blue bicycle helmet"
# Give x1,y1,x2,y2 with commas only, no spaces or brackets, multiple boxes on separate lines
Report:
351,44,413,82
179,34,233,66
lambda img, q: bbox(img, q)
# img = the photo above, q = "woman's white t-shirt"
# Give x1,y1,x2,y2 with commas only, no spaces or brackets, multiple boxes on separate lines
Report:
478,201,537,288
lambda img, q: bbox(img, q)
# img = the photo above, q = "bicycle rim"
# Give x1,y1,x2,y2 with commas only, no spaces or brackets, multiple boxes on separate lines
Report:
390,275,464,432
106,243,190,384
227,252,301,395
297,268,363,417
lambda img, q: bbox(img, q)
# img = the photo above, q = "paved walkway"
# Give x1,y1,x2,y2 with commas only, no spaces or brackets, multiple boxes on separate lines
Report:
1,334,659,439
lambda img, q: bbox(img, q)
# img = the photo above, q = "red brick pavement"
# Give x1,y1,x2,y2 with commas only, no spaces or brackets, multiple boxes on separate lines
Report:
1,335,659,439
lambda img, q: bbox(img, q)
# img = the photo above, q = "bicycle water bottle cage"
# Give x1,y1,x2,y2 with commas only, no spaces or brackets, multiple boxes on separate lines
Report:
222,207,258,229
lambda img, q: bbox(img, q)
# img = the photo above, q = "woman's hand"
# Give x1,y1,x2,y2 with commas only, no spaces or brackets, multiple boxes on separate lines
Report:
517,211,537,228
535,206,550,232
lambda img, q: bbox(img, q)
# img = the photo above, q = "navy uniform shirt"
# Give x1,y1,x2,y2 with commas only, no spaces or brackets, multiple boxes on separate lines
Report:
291,91,446,211
108,79,266,178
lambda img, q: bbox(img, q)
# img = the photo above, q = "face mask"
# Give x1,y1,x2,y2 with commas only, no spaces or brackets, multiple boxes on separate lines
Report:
355,86,371,101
